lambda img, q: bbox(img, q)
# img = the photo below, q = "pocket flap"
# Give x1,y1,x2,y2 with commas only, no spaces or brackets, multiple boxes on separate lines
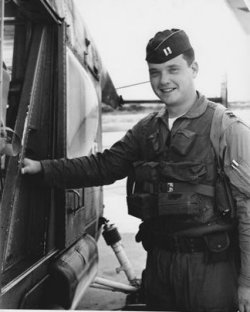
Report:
204,232,230,253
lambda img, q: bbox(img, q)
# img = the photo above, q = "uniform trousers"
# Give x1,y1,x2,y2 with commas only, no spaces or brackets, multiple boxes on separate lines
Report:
142,246,239,312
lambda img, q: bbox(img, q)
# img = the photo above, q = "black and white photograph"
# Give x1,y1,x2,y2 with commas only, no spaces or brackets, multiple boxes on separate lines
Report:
0,0,250,311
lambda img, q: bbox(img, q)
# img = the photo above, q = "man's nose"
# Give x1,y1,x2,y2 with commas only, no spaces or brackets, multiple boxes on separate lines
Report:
160,71,171,85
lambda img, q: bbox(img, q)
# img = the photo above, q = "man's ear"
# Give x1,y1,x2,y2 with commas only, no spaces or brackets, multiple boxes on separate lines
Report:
191,61,199,78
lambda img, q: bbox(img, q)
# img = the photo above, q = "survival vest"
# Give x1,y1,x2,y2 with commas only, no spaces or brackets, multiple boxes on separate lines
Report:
127,102,237,223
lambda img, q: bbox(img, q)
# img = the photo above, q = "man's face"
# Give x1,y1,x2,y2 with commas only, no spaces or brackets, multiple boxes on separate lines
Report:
148,54,198,108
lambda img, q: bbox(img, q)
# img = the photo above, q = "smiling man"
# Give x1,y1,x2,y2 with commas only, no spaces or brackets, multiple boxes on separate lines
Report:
147,30,198,118
22,29,250,312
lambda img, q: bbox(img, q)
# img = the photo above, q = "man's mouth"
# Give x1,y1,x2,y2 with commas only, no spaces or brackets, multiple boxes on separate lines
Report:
160,87,176,93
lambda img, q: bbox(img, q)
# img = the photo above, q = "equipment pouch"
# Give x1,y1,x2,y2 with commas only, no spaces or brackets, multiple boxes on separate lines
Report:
204,231,230,263
158,192,201,216
134,161,160,182
159,161,207,182
204,231,230,253
127,193,157,220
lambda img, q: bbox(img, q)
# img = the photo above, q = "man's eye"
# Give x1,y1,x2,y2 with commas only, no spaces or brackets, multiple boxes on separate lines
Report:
149,71,159,77
170,68,178,73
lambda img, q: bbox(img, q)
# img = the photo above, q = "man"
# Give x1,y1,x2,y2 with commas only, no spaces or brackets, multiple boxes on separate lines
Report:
22,29,250,312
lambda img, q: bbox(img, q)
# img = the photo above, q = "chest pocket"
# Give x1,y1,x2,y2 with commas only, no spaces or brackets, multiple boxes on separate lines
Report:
145,130,165,160
171,129,196,156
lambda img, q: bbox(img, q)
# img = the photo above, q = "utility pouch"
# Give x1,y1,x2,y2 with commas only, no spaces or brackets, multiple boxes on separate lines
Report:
134,161,160,183
203,231,230,263
159,161,207,182
127,191,203,220
127,193,157,219
158,192,201,216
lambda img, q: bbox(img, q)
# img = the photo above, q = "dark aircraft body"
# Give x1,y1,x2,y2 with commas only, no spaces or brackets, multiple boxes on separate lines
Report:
0,0,120,309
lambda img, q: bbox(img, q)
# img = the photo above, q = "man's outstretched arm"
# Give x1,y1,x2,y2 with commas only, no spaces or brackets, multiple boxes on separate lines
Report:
21,124,143,189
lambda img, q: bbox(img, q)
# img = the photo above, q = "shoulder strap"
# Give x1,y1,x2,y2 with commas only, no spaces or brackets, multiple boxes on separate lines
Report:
210,104,226,167
210,103,239,168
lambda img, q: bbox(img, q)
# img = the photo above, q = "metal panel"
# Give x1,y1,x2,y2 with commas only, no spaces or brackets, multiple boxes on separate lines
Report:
226,0,250,34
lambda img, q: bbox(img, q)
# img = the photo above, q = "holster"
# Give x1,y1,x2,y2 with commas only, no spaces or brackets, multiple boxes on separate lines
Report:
215,170,236,217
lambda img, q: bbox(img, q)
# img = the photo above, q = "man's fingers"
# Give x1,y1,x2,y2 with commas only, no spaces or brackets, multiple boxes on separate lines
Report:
23,158,30,166
238,305,244,312
21,158,28,174
238,302,250,312
21,158,42,175
21,158,35,174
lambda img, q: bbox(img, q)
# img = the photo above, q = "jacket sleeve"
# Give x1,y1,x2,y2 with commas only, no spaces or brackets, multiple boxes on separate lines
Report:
222,119,250,287
41,122,143,189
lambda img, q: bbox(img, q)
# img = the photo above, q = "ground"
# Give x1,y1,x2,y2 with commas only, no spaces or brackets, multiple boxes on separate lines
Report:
77,233,146,310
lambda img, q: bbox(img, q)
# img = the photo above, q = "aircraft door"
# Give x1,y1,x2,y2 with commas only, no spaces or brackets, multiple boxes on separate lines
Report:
0,14,66,297
65,47,103,247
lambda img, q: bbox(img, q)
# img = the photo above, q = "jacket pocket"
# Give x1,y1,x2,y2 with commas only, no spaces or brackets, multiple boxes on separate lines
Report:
171,129,196,155
146,130,160,158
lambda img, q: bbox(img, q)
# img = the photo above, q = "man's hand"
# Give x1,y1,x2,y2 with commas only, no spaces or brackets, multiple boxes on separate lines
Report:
238,286,250,312
21,158,42,175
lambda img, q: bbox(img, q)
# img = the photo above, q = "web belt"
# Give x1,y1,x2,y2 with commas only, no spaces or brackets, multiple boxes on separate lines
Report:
149,182,215,197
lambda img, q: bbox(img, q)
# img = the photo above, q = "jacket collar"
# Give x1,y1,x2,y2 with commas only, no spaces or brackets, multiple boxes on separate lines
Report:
156,92,208,123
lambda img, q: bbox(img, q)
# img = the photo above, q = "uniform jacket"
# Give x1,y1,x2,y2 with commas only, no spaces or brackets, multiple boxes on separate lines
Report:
41,93,250,287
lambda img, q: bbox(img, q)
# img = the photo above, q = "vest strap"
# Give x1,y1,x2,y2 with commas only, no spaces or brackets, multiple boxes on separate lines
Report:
157,182,214,197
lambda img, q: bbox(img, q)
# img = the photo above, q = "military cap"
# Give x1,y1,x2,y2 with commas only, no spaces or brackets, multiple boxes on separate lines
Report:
146,28,193,64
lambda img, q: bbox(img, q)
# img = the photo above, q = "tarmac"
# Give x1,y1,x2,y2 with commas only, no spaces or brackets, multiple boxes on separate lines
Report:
77,232,146,311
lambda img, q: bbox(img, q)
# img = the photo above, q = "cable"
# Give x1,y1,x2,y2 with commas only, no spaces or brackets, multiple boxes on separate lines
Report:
116,81,150,90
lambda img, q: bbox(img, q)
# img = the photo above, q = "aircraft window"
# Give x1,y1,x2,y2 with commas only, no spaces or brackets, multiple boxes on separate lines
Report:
64,47,102,246
3,23,14,71
66,47,99,159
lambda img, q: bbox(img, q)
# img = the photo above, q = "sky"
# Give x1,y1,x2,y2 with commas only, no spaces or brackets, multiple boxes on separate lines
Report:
74,0,250,102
